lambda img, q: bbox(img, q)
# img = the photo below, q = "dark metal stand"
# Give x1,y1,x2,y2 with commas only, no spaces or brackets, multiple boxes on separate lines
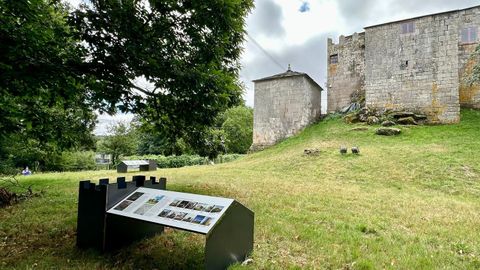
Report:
76,176,166,251
76,176,254,270
205,201,254,269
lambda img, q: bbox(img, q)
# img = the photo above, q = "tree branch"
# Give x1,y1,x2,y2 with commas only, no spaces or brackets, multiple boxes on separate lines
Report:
130,83,157,97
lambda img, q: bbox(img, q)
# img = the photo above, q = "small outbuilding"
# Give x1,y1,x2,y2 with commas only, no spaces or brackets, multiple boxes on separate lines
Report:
117,160,157,173
251,67,323,150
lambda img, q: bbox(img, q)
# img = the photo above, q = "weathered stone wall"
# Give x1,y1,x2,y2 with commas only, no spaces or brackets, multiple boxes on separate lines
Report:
365,13,461,123
252,76,322,149
327,33,365,113
458,8,480,109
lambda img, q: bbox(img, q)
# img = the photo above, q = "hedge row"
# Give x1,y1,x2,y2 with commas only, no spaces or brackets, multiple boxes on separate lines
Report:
122,154,244,169
45,151,97,172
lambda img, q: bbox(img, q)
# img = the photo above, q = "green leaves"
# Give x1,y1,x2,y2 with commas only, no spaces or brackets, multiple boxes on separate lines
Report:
71,0,253,140
0,0,253,169
221,106,253,154
0,0,96,169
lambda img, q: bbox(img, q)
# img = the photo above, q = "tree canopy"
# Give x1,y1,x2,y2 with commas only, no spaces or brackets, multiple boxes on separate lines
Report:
0,0,96,170
71,0,254,140
0,0,253,170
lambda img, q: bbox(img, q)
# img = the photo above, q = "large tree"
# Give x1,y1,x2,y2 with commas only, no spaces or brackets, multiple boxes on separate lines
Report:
0,0,96,170
71,0,254,141
97,122,137,165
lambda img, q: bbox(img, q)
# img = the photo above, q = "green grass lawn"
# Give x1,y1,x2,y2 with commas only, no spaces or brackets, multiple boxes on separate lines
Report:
1,109,480,270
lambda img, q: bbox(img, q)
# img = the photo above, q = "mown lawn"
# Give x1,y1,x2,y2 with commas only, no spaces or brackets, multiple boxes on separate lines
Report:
1,109,480,270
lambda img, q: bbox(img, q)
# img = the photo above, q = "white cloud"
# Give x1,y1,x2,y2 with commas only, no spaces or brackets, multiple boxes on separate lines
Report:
95,113,134,136
241,0,480,110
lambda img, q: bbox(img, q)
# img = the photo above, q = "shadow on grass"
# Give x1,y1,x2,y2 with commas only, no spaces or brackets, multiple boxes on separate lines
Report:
1,203,205,269
103,229,205,270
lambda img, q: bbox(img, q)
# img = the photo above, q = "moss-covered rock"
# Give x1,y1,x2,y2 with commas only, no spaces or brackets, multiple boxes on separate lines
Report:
376,127,402,136
397,117,417,125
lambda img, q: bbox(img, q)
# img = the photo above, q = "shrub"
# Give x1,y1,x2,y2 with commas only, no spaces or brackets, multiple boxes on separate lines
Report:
46,151,97,172
221,106,253,154
123,154,244,169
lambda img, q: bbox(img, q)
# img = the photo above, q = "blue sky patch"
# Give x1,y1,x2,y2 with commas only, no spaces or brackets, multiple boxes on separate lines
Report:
299,1,310,13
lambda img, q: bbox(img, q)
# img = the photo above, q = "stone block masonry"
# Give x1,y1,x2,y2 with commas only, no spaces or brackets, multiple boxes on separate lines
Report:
327,32,365,113
251,70,322,150
328,5,480,123
365,11,460,123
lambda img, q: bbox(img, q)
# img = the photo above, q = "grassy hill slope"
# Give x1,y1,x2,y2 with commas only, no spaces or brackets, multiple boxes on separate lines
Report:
1,109,480,269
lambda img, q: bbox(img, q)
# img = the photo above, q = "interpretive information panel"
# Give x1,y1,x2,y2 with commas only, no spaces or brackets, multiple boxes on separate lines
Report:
107,187,234,234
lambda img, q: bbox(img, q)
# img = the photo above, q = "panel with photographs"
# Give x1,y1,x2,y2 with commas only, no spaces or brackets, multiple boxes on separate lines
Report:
157,199,225,228
113,191,145,211
107,187,234,234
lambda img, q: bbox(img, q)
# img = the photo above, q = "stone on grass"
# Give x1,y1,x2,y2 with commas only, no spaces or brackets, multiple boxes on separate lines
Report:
376,127,401,136
340,146,348,155
344,113,360,124
381,120,396,127
358,107,371,122
304,148,320,156
397,117,417,125
367,116,380,125
351,147,360,154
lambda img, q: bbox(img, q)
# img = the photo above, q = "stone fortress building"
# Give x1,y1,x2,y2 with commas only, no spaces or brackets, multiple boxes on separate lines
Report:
328,5,480,123
251,5,480,150
251,68,323,150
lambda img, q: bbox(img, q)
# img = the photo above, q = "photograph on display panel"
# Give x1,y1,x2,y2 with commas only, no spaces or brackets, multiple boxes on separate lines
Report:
107,187,234,234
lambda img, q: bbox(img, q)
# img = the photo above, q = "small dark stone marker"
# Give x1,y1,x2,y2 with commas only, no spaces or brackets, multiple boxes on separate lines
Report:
352,147,360,154
340,146,347,155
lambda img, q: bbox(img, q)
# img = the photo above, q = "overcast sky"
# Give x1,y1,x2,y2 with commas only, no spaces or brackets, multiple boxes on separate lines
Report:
241,0,479,109
69,0,479,134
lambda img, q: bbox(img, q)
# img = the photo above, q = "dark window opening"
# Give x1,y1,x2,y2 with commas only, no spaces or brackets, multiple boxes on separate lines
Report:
401,22,415,34
461,27,478,43
330,54,338,64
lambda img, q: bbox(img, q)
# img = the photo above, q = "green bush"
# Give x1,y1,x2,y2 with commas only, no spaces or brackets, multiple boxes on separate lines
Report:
221,106,253,154
46,151,97,172
123,154,244,169
61,151,97,171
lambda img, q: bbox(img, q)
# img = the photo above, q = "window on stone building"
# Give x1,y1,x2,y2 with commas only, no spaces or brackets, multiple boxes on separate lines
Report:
401,22,415,34
330,54,338,64
461,27,478,43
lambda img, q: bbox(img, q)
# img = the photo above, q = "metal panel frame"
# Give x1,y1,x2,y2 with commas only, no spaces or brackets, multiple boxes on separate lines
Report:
205,201,254,269
77,176,254,270
76,181,107,250
76,176,167,252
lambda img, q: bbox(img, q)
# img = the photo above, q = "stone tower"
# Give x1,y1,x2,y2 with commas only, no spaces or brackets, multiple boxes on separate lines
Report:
328,5,480,123
251,68,323,150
